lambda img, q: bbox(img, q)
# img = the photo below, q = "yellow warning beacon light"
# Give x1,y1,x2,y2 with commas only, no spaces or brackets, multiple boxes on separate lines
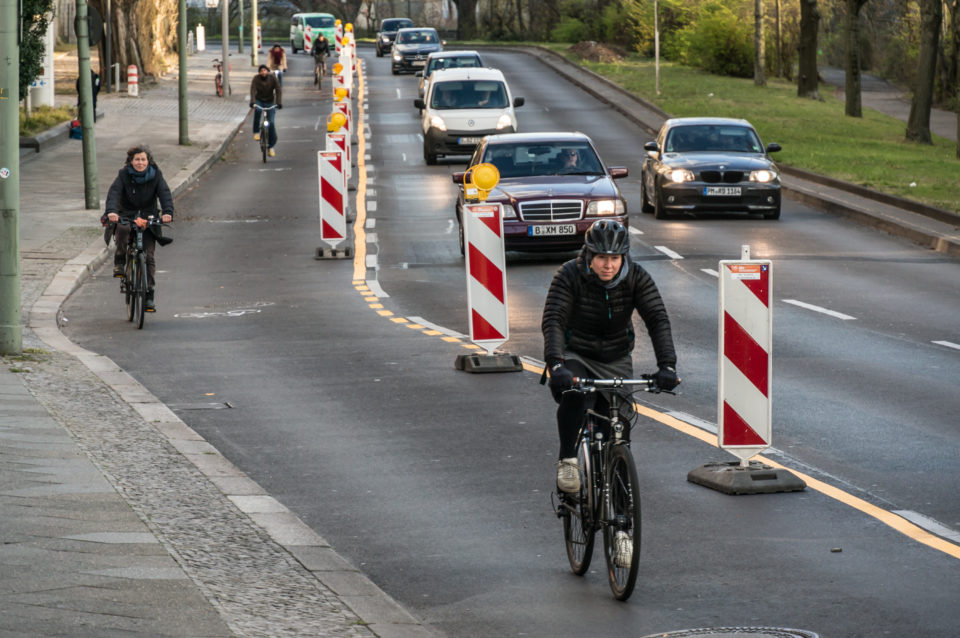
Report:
327,112,347,132
463,163,500,202
334,87,349,101
345,23,354,32
333,63,344,75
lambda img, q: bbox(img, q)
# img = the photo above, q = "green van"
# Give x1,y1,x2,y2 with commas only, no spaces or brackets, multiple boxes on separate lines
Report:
289,13,336,53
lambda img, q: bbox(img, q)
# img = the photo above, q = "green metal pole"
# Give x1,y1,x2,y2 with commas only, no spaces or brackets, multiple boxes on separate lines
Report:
179,0,189,144
0,0,22,353
76,0,99,209
238,0,243,54
250,0,258,68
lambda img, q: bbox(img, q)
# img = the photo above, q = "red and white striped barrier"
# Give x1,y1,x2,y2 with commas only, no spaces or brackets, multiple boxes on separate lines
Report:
463,203,509,354
127,65,138,97
334,24,343,54
325,130,350,181
333,100,351,137
304,26,313,53
718,250,772,462
317,150,347,247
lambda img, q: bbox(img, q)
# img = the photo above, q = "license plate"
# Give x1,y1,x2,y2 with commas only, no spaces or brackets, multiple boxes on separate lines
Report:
703,186,741,196
458,137,482,145
528,224,577,237
412,60,426,67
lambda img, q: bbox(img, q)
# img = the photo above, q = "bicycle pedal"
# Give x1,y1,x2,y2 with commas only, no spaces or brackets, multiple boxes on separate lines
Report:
145,308,156,313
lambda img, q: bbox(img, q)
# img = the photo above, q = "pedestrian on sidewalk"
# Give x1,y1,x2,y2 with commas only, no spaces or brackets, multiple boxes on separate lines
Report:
250,65,282,156
102,145,174,312
76,68,101,122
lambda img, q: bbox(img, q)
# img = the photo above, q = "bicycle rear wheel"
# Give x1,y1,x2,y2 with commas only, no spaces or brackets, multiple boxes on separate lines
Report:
562,437,595,575
135,253,147,329
124,257,136,322
603,444,641,601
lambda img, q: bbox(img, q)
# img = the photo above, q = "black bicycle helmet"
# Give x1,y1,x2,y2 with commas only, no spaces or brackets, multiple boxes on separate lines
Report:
583,219,629,255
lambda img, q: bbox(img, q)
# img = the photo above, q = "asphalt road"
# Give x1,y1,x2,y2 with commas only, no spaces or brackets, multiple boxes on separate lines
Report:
63,48,960,637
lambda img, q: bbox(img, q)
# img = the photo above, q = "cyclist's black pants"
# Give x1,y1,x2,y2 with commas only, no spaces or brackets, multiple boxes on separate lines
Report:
554,359,610,459
114,224,157,290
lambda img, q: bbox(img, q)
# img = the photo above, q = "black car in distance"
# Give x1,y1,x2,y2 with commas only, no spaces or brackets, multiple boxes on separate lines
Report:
376,17,414,57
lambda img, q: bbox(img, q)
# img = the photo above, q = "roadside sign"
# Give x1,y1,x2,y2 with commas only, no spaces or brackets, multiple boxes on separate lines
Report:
463,202,509,355
718,257,773,460
317,151,346,248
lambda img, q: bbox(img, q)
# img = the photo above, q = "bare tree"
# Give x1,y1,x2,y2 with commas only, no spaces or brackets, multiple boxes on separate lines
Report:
92,0,179,79
844,0,869,117
950,0,960,158
755,0,766,85
451,0,479,38
905,0,942,143
797,0,821,99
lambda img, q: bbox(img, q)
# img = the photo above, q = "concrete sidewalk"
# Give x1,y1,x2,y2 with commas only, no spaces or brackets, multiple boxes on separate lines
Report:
3,49,433,637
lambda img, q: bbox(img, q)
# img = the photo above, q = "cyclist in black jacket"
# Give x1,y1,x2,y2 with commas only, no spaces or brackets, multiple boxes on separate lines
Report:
541,219,678,493
102,145,173,312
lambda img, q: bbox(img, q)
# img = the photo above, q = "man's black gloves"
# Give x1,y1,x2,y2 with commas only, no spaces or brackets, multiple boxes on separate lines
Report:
277,104,283,109
548,362,574,394
654,365,679,392
249,103,254,108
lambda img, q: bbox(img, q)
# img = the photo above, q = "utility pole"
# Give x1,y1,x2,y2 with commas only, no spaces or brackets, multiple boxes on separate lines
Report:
179,0,189,144
0,0,22,353
221,0,230,96
238,0,243,54
250,0,258,68
105,0,112,92
76,0,99,209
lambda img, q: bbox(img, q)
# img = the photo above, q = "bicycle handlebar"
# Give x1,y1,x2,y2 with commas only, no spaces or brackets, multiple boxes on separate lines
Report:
571,375,680,394
253,104,278,111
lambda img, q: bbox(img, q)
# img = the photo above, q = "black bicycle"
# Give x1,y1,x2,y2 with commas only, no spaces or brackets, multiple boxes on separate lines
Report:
554,375,676,601
117,217,166,329
253,103,278,163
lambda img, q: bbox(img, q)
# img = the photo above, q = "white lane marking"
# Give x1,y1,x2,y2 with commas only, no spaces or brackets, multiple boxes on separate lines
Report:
367,189,377,198
396,88,401,99
402,153,407,163
398,262,409,269
366,254,378,269
365,279,389,298
893,510,960,543
366,232,378,243
207,219,266,224
314,115,324,131
408,316,467,339
367,165,375,173
932,340,960,351
701,268,719,278
667,411,718,434
367,200,378,212
366,218,376,229
783,299,857,321
654,245,684,260
365,154,371,161
417,133,424,142
250,168,292,172
445,219,454,234
629,227,644,235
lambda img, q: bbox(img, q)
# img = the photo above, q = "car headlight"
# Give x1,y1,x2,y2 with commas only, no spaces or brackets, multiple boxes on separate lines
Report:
669,169,695,183
749,169,778,183
392,51,401,61
495,113,514,131
429,115,447,132
501,204,517,219
381,35,389,42
586,199,625,217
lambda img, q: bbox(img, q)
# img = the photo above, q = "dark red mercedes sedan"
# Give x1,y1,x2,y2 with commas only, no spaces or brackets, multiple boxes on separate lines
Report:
452,132,629,254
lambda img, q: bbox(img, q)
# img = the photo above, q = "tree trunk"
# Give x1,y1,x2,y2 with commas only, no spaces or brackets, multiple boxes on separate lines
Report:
92,0,178,80
452,0,478,39
755,0,766,86
797,0,821,99
905,0,942,143
775,0,782,77
844,0,868,117
951,0,959,158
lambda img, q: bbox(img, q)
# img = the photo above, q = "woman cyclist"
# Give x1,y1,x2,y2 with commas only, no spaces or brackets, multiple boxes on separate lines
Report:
267,43,288,85
102,145,173,312
541,219,679,494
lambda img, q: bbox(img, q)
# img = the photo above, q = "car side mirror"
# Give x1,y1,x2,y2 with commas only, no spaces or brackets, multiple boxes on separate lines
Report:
608,167,629,179
414,98,426,110
513,97,525,108
452,171,466,183
766,143,782,153
643,141,659,159
415,70,423,77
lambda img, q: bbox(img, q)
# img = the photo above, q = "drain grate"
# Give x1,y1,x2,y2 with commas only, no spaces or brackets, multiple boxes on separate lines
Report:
640,629,819,638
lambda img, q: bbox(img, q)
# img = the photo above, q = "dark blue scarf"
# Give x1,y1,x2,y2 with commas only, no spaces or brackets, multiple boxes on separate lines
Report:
127,164,156,184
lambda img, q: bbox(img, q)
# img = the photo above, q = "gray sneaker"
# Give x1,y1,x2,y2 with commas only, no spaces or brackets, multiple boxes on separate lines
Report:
614,531,633,568
556,458,580,494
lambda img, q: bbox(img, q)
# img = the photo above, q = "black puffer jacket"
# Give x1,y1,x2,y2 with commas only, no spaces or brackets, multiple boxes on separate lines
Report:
542,249,676,367
103,165,174,221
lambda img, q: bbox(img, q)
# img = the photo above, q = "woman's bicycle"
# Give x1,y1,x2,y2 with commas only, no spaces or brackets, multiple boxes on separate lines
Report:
253,103,278,163
554,375,676,601
116,217,167,329
213,59,227,97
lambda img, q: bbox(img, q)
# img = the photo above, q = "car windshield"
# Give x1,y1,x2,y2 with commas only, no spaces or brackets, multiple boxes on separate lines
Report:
664,125,764,153
430,80,508,109
482,142,604,178
397,30,438,44
383,19,413,31
305,16,335,28
426,55,482,76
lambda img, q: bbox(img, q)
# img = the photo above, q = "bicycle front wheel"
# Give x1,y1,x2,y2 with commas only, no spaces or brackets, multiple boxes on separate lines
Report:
563,437,595,575
261,125,268,163
135,253,147,329
124,257,136,322
603,444,641,601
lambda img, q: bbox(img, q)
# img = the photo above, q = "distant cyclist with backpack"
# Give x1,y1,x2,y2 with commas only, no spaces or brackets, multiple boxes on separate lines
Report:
313,34,331,86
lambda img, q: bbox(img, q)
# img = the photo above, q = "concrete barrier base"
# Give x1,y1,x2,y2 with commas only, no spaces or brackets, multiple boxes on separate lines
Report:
688,460,806,495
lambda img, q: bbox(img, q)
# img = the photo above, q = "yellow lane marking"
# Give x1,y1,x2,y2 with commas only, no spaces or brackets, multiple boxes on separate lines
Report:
405,323,425,330
353,58,369,282
422,330,442,336
442,336,461,343
391,317,408,324
376,310,394,317
369,303,384,309
365,296,378,302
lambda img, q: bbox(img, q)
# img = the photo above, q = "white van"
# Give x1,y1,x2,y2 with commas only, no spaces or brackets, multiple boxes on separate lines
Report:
289,13,336,53
414,67,524,165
